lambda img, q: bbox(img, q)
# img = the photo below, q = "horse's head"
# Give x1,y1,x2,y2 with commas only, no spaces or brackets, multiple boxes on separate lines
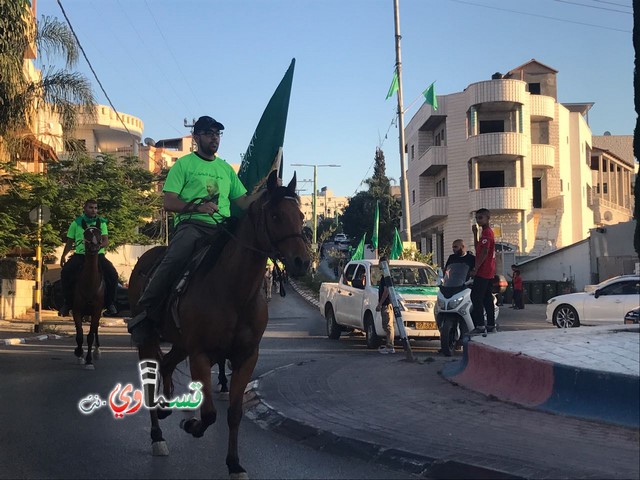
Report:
253,171,310,278
81,219,102,256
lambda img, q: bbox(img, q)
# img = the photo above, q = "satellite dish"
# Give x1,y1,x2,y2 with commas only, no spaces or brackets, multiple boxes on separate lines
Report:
144,137,156,147
603,131,611,136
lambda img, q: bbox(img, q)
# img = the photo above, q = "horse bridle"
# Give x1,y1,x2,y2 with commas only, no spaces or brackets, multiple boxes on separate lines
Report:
83,226,102,254
251,195,308,258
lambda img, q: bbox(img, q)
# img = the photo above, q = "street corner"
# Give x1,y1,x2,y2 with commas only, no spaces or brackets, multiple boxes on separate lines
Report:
0,332,65,346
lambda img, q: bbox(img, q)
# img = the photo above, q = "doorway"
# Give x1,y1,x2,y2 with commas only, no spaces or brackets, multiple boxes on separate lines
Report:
533,177,542,208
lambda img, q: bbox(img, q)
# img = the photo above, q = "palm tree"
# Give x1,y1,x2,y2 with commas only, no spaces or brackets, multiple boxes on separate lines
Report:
0,1,96,161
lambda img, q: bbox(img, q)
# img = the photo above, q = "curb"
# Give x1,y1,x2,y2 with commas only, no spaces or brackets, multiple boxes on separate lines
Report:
0,334,64,346
288,279,320,308
246,366,525,479
442,337,640,428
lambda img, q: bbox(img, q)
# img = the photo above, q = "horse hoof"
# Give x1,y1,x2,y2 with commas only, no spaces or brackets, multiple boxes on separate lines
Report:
152,441,169,456
229,472,249,480
85,363,95,370
77,357,85,365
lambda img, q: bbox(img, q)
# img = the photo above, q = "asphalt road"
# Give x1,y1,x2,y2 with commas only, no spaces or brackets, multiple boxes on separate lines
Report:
0,290,417,480
0,285,551,479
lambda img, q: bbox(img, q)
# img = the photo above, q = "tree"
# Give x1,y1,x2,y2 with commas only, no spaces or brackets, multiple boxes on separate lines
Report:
0,6,96,158
0,154,161,257
341,148,401,253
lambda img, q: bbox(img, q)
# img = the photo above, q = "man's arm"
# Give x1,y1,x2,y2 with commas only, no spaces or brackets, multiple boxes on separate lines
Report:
164,192,219,216
60,238,75,267
471,248,488,276
101,235,109,250
233,191,263,211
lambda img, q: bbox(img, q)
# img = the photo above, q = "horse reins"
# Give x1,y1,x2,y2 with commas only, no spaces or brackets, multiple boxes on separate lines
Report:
178,194,307,297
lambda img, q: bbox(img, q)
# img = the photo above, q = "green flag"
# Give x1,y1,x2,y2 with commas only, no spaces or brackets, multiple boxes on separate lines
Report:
238,58,295,194
351,233,366,261
390,227,403,260
422,82,438,110
371,200,379,250
385,70,398,100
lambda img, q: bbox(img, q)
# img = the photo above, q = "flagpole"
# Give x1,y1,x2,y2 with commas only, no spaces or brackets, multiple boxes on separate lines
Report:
392,0,412,243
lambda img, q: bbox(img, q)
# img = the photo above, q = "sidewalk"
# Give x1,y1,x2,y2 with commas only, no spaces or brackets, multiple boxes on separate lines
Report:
247,282,640,478
0,310,127,345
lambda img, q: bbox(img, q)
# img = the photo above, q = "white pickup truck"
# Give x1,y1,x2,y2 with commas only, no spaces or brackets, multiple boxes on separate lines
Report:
319,259,440,348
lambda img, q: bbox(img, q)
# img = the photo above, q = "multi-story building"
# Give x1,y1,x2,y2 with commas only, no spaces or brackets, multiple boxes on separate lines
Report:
299,188,349,227
405,59,635,267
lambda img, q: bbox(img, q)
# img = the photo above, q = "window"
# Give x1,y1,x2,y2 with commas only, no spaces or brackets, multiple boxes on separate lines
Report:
479,120,504,134
600,281,640,296
603,183,608,194
342,264,357,285
434,132,441,146
412,189,416,204
528,83,541,95
435,178,447,197
351,265,367,289
479,171,505,188
411,145,415,160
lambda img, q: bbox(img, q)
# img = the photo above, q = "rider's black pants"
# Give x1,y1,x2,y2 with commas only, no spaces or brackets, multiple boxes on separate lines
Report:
471,276,495,328
60,254,119,308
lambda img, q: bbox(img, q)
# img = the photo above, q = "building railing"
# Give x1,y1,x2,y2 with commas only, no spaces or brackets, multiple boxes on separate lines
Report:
414,146,447,176
530,95,555,120
469,187,530,211
468,132,527,158
466,79,528,106
531,144,555,168
417,196,448,221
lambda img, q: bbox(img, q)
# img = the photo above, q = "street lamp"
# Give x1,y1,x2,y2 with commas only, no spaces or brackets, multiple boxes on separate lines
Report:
290,164,340,245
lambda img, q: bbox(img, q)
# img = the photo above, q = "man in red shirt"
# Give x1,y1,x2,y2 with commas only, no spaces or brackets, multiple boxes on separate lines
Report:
470,208,496,332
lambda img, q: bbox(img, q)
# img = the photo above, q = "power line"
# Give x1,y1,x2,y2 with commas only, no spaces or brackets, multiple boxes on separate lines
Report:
56,0,137,142
448,0,631,33
554,0,632,14
142,0,201,112
590,0,632,8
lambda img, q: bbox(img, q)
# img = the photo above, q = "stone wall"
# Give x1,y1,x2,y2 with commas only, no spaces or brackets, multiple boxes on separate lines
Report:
0,278,35,320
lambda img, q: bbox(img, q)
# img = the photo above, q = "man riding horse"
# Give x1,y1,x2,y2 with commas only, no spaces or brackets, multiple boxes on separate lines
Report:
127,115,263,346
59,199,119,317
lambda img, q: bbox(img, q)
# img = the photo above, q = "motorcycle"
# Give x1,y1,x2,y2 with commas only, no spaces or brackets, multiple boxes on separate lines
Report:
435,263,500,356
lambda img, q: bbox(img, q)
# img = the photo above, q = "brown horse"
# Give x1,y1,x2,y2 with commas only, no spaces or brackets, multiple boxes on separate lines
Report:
128,172,309,478
72,221,105,370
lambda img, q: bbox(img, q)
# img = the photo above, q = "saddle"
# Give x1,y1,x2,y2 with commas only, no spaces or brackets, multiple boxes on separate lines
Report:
142,220,236,330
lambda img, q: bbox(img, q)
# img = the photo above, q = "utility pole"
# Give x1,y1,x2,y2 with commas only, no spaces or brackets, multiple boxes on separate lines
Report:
291,164,340,246
34,206,42,333
392,0,412,242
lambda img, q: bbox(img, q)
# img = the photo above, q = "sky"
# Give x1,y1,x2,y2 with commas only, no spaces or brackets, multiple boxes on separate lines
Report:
37,0,635,197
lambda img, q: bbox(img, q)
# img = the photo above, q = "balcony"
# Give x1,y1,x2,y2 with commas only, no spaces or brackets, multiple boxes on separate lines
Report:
531,144,555,168
466,79,528,106
591,197,632,224
530,95,555,120
415,146,447,176
469,187,530,212
417,197,448,222
468,132,527,159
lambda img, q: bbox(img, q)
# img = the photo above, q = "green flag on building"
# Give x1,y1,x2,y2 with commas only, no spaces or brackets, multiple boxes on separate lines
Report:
390,227,403,260
238,58,296,194
351,233,367,261
371,200,380,251
422,82,438,111
385,70,398,100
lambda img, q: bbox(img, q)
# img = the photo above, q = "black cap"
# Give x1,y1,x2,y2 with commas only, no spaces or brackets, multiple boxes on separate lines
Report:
193,116,224,133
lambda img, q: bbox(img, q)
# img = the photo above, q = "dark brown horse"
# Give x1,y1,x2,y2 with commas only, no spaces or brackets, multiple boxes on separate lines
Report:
72,221,105,370
128,172,309,478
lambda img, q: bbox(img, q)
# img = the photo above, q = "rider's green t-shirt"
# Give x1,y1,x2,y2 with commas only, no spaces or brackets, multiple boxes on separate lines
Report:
66,215,108,255
163,152,247,226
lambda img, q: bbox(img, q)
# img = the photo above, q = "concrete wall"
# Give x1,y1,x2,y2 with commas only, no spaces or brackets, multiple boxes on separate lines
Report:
517,240,591,291
0,279,35,320
589,220,638,282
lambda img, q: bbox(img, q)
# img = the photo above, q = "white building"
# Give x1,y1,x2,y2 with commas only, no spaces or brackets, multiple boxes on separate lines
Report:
405,59,635,267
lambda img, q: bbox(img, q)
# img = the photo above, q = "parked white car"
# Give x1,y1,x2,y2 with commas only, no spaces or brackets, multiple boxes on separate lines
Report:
546,275,640,328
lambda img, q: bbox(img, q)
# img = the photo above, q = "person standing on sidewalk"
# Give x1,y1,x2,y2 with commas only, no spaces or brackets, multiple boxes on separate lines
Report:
511,265,525,310
376,256,395,354
470,208,496,333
